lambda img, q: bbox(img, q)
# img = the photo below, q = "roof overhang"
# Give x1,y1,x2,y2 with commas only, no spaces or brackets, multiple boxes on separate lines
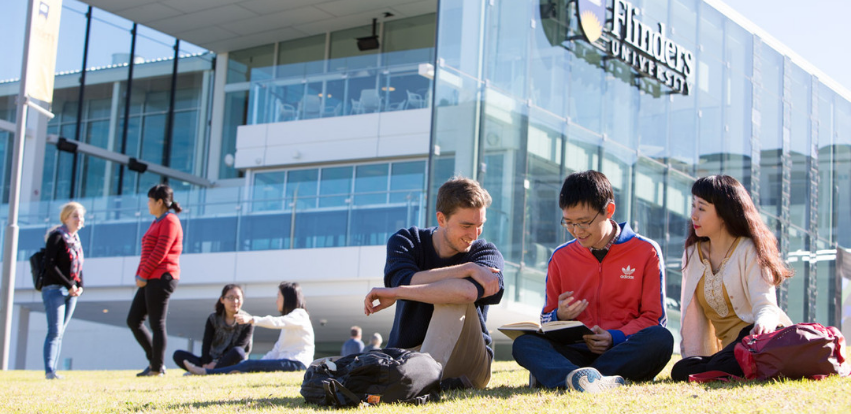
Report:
79,0,437,53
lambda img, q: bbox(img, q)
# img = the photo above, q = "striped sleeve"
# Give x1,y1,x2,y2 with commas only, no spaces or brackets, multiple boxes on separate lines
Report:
137,216,180,280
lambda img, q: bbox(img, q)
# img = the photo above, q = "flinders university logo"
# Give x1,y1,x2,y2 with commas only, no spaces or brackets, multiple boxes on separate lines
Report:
578,0,606,43
620,265,635,279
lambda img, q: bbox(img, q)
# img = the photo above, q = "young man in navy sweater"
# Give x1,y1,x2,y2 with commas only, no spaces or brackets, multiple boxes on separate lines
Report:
364,177,504,389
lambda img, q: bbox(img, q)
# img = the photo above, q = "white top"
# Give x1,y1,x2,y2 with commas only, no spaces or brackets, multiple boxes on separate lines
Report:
253,308,315,368
679,237,793,358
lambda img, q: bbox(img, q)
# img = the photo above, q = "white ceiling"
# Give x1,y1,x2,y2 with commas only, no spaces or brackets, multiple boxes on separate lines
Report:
80,0,437,53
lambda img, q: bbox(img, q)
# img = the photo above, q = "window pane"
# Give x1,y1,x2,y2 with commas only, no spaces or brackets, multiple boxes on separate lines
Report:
785,228,807,322
382,14,436,66
240,213,291,251
354,164,388,205
486,0,529,99
667,170,695,305
759,95,782,217
228,44,274,84
390,161,426,202
277,34,326,78
817,85,835,243
287,168,318,210
568,46,604,133
87,9,132,74
789,65,811,229
253,172,286,212
221,91,247,179
566,126,601,173
319,166,353,208
329,25,379,71
634,158,666,246
602,142,635,223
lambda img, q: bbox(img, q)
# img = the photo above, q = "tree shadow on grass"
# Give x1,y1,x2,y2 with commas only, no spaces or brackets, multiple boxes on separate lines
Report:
439,384,543,401
170,396,313,411
653,377,781,390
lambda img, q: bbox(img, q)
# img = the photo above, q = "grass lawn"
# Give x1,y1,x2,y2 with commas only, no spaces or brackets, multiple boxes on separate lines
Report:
2,360,849,413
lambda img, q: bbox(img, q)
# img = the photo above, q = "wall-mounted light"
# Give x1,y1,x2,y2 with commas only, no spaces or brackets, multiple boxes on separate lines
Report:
56,137,78,153
127,157,148,173
357,18,380,51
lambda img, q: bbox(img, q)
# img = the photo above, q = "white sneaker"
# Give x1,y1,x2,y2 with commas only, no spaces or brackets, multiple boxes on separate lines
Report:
566,368,625,393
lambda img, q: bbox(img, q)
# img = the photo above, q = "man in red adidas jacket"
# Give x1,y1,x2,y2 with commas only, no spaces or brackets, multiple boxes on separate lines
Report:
512,171,673,392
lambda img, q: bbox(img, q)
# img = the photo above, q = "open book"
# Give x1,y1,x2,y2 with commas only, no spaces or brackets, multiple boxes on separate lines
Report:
498,320,593,344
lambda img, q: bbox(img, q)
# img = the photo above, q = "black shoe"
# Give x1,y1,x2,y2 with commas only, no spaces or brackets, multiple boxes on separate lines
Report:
440,376,473,392
137,366,166,377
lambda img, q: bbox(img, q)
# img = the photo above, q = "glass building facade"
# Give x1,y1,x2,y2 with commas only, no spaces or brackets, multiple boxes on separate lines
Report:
426,0,850,327
1,0,849,336
1,4,436,268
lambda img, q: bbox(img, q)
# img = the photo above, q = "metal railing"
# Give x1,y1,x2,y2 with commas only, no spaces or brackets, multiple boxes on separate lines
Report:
246,49,435,125
1,189,427,261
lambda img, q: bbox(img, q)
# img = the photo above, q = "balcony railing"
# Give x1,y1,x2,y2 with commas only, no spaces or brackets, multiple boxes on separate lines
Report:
246,49,434,125
1,188,426,262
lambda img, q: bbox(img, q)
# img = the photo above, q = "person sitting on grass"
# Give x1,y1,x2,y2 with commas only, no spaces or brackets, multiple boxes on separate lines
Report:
185,282,314,375
512,170,673,392
363,177,504,390
363,332,383,352
341,326,364,356
671,175,793,381
173,284,253,373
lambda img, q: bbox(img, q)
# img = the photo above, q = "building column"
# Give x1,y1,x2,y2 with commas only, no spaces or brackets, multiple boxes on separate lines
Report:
749,36,762,208
207,52,229,181
807,74,820,322
779,57,792,311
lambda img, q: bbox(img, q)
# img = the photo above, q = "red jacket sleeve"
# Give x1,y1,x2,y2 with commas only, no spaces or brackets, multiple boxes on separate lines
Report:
617,245,666,337
137,216,181,280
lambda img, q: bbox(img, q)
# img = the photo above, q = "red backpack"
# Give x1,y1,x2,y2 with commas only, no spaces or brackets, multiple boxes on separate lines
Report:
734,323,849,380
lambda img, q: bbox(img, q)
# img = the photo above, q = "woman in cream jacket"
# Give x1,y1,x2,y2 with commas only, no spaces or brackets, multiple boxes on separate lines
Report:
672,175,793,381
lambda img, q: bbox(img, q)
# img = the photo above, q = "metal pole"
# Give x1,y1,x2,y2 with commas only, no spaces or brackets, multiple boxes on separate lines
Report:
117,23,137,196
161,39,180,185
0,0,35,370
69,6,92,199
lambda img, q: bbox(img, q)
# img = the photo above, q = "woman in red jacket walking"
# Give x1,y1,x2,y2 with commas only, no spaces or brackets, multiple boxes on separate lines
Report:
127,184,183,377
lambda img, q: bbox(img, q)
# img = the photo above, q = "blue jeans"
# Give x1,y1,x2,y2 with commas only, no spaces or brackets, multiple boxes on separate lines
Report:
204,358,305,375
42,285,78,374
173,347,247,371
512,325,674,388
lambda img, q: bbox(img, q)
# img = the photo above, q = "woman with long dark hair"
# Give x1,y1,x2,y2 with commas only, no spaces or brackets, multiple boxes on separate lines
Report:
127,184,183,377
173,284,254,373
41,202,86,379
184,282,315,375
671,175,793,381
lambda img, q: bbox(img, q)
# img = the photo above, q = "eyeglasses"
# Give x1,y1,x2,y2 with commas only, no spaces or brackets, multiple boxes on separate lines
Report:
223,296,242,302
560,210,601,231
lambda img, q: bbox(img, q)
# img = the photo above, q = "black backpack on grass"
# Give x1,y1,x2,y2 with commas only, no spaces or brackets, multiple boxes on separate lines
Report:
300,348,441,407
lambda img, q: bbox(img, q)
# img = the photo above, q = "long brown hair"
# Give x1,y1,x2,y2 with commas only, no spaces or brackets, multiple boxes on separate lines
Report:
279,282,306,316
685,175,791,286
214,284,243,316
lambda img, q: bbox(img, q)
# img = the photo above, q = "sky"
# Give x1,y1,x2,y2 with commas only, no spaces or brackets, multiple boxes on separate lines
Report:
1,1,850,92
723,0,851,94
